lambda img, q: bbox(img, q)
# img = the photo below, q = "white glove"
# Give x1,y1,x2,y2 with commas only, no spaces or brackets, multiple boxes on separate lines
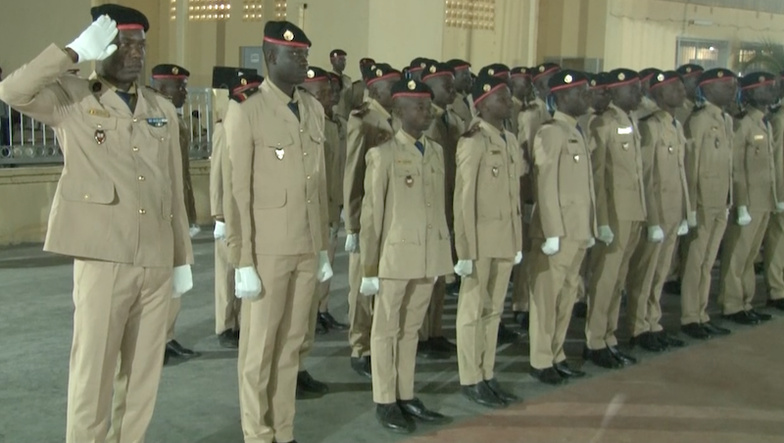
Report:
66,15,118,62
587,237,596,248
648,225,665,243
345,233,359,253
541,237,560,256
737,206,752,226
360,277,380,296
514,251,523,264
688,211,698,228
677,220,689,236
213,221,226,240
598,225,614,245
172,265,193,295
776,202,784,214
317,250,333,283
235,266,262,299
453,259,473,277
189,224,201,238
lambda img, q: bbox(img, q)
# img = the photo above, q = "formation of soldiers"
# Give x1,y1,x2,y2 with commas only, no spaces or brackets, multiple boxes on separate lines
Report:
2,4,783,443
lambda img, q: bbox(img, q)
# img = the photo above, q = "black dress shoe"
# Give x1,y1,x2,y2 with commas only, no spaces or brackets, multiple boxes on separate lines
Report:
702,321,731,335
398,398,451,424
163,349,170,366
315,315,328,335
663,280,681,295
587,348,623,369
723,311,760,325
376,403,414,434
446,279,461,297
656,331,685,348
218,329,239,348
497,323,523,344
484,378,519,403
296,370,328,399
555,361,586,378
681,323,710,339
530,367,566,385
351,356,372,379
513,311,529,330
462,382,507,408
417,340,449,360
630,332,664,352
573,301,588,319
608,346,637,365
319,311,349,330
166,340,198,358
429,336,457,354
767,298,784,311
748,309,772,322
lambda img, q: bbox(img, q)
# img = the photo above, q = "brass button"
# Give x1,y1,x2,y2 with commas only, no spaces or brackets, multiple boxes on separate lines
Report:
159,137,165,141
574,154,580,162
83,194,90,200
132,146,139,152
306,175,311,180
307,199,311,203
133,118,138,122
139,209,146,214
300,129,305,133
303,152,308,156
668,146,674,153
170,214,174,219
138,175,145,181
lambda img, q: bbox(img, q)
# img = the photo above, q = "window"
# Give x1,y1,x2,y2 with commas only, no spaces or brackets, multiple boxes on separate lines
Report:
676,38,729,69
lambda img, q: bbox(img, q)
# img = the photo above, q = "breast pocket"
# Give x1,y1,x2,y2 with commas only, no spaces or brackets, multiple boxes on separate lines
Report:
59,176,116,205
394,166,421,191
84,115,118,149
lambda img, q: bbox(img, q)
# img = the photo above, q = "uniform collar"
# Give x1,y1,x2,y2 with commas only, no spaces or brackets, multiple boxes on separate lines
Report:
476,117,507,145
431,103,446,118
553,111,578,126
396,129,426,147
266,79,301,105
512,96,523,107
93,74,138,95
369,98,392,120
746,106,767,122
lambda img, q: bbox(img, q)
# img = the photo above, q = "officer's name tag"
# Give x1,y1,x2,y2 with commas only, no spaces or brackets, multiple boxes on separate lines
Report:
754,135,765,141
146,117,168,127
617,126,633,135
88,108,111,118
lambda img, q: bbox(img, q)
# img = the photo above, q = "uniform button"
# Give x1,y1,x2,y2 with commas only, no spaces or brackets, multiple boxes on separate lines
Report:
138,175,145,181
428,224,432,229
132,146,139,152
83,194,90,200
133,118,138,122
306,175,311,180
300,129,305,133
139,209,146,214
307,199,311,203
159,137,165,141
170,214,174,219
426,202,431,207
303,152,308,156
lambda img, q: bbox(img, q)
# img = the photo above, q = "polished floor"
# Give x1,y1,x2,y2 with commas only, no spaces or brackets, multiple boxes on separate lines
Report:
1,231,782,443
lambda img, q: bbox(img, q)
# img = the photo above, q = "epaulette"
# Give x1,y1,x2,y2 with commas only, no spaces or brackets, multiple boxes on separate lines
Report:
350,101,371,118
145,85,165,97
231,85,261,103
461,122,481,138
639,112,656,122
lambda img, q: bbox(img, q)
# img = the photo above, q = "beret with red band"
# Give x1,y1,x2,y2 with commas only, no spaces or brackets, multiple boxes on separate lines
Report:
361,63,401,86
548,70,589,93
152,64,189,80
472,74,508,105
304,66,330,83
649,71,682,90
511,67,531,78
263,20,311,48
228,73,264,102
446,59,472,71
478,63,510,79
422,62,455,81
409,57,437,73
740,71,776,90
606,68,640,88
677,63,704,78
533,63,561,81
391,79,434,99
212,66,257,90
639,68,661,84
330,49,347,59
697,68,736,87
91,3,149,32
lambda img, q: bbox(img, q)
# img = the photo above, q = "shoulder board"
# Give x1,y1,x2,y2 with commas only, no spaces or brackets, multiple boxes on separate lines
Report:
460,122,481,138
350,102,371,118
639,113,656,122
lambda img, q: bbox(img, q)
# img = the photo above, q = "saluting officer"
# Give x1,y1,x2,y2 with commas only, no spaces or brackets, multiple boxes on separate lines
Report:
764,73,784,312
224,21,333,443
0,5,194,441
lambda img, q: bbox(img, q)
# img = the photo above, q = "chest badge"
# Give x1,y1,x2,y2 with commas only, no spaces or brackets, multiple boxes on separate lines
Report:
573,154,580,162
275,148,285,160
622,142,629,150
492,166,499,177
94,129,106,145
146,117,168,127
405,175,414,187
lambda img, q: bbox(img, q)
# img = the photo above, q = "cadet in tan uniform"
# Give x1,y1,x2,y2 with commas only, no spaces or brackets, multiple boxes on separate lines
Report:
447,59,474,125
344,63,401,378
529,70,595,385
718,72,779,325
679,68,736,339
764,75,784,311
0,5,194,441
636,68,660,120
225,21,333,443
329,49,352,119
584,69,644,369
674,64,703,126
626,71,690,352
360,79,453,433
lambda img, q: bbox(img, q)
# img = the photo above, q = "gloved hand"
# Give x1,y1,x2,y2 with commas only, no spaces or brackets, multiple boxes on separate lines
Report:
677,220,689,236
598,225,614,245
587,237,596,248
453,259,473,277
189,224,201,238
360,277,380,296
345,233,359,253
213,221,226,240
317,250,333,282
67,15,118,62
688,211,698,228
514,251,523,264
235,266,262,299
648,225,664,243
541,237,560,255
737,205,752,226
776,202,784,214
172,265,193,296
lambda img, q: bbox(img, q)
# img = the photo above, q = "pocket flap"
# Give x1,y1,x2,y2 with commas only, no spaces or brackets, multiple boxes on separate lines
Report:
85,115,117,130
60,177,116,204
254,188,287,209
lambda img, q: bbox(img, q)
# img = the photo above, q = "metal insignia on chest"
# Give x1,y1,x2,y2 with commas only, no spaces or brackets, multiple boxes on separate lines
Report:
146,117,168,127
275,148,285,160
492,166,499,177
94,129,106,145
405,175,414,187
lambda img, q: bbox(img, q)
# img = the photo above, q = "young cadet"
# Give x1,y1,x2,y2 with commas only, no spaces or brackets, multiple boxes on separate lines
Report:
359,79,452,433
344,62,401,378
674,64,704,125
407,57,437,82
764,73,784,312
453,73,523,407
528,70,596,385
447,59,474,124
679,68,736,339
584,68,644,370
0,5,194,441
225,21,333,443
626,71,690,351
718,72,780,325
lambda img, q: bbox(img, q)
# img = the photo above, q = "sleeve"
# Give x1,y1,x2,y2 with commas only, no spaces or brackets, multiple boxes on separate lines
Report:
453,137,483,260
589,117,611,227
732,120,749,207
533,125,566,238
225,101,256,268
683,116,701,212
316,109,330,248
343,116,366,233
772,117,784,203
359,148,388,277
677,122,692,218
209,123,225,219
221,120,242,266
639,119,661,227
166,104,194,266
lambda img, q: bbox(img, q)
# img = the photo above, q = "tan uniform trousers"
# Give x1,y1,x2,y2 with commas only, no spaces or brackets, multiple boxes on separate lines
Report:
165,296,181,342
238,254,317,443
418,277,446,341
586,221,643,350
719,211,772,315
529,241,586,369
511,220,533,312
456,258,514,385
317,228,340,312
215,238,240,334
300,229,338,366
371,277,434,404
764,212,784,301
627,222,680,337
67,259,171,443
577,249,593,303
348,251,373,358
680,208,728,324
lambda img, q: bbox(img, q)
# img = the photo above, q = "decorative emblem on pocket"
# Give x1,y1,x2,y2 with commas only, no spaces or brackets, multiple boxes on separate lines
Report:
94,129,106,145
492,166,499,177
405,175,414,187
275,148,285,160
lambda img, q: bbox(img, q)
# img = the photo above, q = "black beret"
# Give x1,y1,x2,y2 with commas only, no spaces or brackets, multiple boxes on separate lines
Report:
361,63,401,86
330,49,347,58
676,63,704,77
304,66,330,82
548,70,589,93
91,4,149,32
533,63,561,81
649,71,683,90
409,57,437,72
472,73,509,105
152,64,189,79
446,59,472,71
228,73,264,102
263,21,311,48
740,71,777,90
639,68,661,83
478,63,510,79
607,68,639,88
510,67,531,78
359,57,376,66
697,68,736,86
422,62,455,81
212,66,257,89
391,79,434,99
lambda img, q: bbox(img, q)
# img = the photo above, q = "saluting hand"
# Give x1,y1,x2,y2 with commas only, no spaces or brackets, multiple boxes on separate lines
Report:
66,15,118,62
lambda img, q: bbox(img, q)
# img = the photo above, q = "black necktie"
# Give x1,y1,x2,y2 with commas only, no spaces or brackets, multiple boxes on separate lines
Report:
414,140,425,155
116,91,137,112
442,112,449,126
288,101,300,121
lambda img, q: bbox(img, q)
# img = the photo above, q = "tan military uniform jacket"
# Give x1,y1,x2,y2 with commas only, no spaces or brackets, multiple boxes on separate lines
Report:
518,97,550,204
683,102,733,211
210,121,226,219
530,111,597,241
0,44,192,267
674,98,695,126
333,71,352,119
178,115,197,224
360,130,452,279
733,107,778,211
343,99,395,233
451,92,473,126
767,105,784,201
454,118,524,260
224,80,329,267
639,109,691,226
426,104,465,231
636,95,659,120
324,114,347,226
590,103,647,226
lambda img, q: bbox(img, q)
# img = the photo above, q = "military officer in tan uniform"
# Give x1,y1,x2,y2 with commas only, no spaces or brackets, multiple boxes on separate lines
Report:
224,21,333,443
636,68,661,120
528,70,595,385
344,62,401,379
764,75,784,312
626,71,690,352
674,64,704,126
584,69,644,369
453,74,523,408
447,59,474,124
360,79,453,433
679,68,736,339
0,5,194,441
329,49,352,119
718,72,779,325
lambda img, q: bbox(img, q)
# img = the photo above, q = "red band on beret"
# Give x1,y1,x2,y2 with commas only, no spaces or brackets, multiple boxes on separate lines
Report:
453,64,471,70
263,36,309,48
330,54,346,59
152,74,188,79
408,66,425,73
493,71,510,78
698,76,735,87
640,73,657,82
741,79,776,90
606,77,640,89
366,73,401,86
117,24,144,30
533,66,559,81
649,77,681,91
232,82,261,95
422,71,454,81
304,76,329,83
549,79,588,93
473,83,507,106
392,92,431,98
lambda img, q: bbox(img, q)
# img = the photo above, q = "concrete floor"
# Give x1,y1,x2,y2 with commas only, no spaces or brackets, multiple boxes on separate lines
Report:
0,231,782,443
